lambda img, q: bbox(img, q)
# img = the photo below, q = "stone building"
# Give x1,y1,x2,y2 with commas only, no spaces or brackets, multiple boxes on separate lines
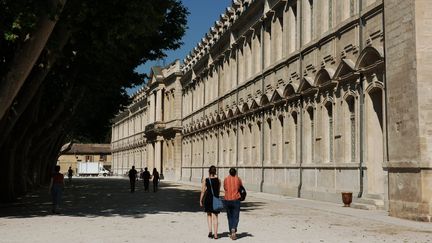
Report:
57,143,112,175
111,62,183,178
112,0,432,221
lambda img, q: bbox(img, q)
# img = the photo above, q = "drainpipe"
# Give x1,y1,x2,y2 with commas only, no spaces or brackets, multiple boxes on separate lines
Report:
259,19,265,193
381,0,389,205
358,0,364,198
189,86,193,182
202,75,206,180
297,96,304,197
180,86,184,181
236,42,240,171
297,0,304,198
217,62,220,176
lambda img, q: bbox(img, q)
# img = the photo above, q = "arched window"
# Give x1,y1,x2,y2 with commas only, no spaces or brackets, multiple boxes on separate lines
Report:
324,102,333,163
345,96,356,162
264,117,272,164
230,127,237,166
365,87,384,195
304,107,314,163
252,121,262,165
238,125,245,165
277,115,284,164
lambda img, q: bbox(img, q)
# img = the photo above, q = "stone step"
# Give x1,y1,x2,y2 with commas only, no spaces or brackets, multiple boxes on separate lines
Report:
352,197,385,210
350,202,379,210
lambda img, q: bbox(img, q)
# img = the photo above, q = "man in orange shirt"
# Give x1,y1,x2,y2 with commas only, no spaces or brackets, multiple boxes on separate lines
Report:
223,168,242,240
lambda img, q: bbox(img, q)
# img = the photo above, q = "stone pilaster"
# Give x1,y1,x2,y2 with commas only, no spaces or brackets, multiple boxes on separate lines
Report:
384,0,432,222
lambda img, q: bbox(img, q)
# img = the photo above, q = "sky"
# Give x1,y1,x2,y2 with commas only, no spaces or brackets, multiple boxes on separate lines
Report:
128,0,232,94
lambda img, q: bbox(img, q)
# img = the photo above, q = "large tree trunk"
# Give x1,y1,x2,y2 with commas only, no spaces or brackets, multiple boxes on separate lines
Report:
0,0,67,120
0,24,72,144
0,87,44,201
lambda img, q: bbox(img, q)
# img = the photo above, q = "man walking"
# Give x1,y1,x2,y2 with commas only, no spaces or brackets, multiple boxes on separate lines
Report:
224,168,243,240
142,167,151,192
128,166,138,192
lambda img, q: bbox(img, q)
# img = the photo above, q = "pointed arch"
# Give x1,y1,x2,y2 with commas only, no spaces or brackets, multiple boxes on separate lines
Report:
314,68,335,86
227,109,234,118
234,106,242,116
297,77,314,93
220,111,227,120
259,94,270,106
249,99,260,110
270,88,284,102
355,46,384,70
241,103,249,113
216,113,221,122
283,83,298,98
321,96,334,106
365,83,384,94
334,58,356,81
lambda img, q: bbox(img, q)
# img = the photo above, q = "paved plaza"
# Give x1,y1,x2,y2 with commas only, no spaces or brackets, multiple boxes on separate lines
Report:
0,178,430,243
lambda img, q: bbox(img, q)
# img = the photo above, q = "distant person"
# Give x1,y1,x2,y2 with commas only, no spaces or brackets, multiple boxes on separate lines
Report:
142,167,151,192
67,166,73,183
224,168,243,240
199,165,220,239
49,165,64,214
128,166,138,192
152,168,160,192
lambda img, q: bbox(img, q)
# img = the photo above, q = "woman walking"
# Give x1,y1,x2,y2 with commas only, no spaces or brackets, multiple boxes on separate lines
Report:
49,165,64,214
199,165,221,239
223,168,242,240
152,168,160,192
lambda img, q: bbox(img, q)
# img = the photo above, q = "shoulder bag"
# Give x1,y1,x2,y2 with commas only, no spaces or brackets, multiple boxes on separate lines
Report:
208,178,224,211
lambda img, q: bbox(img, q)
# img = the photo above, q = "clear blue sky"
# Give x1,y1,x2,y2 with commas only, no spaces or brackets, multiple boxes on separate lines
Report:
128,0,231,94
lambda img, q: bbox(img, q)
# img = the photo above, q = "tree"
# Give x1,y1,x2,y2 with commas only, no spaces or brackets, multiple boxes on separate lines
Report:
0,0,188,201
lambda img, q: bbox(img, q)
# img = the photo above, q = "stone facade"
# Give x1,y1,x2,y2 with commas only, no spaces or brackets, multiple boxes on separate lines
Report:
111,61,183,179
111,0,432,221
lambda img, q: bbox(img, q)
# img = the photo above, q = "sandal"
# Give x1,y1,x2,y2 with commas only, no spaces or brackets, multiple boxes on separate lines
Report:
213,233,218,239
230,229,236,240
208,232,213,238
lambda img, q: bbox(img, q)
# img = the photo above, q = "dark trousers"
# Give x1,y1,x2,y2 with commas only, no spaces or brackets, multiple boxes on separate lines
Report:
143,179,149,191
51,184,63,212
153,180,158,192
130,178,136,192
225,200,240,232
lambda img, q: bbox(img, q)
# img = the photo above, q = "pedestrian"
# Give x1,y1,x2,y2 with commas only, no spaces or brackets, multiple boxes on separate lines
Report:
223,167,243,240
49,165,64,214
67,166,73,183
128,166,138,192
199,165,221,239
142,167,151,192
152,168,160,192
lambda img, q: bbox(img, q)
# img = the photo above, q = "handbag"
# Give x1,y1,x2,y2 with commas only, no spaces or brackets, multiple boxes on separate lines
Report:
208,178,224,211
239,185,247,201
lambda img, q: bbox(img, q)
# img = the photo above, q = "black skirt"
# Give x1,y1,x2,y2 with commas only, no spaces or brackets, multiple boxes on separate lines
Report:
204,177,220,214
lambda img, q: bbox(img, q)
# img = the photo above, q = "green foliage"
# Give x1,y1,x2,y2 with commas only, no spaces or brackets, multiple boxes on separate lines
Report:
0,0,188,199
39,0,188,142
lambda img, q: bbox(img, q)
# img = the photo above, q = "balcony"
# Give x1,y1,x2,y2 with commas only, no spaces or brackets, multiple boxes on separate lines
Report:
145,122,166,137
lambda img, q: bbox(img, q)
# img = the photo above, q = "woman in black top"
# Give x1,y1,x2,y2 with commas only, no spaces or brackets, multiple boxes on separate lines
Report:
152,168,160,192
199,165,220,239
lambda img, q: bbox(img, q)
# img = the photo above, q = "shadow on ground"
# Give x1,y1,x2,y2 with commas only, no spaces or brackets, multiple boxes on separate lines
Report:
0,178,265,219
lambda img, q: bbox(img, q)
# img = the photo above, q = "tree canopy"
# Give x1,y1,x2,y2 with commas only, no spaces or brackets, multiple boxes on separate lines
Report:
0,0,188,201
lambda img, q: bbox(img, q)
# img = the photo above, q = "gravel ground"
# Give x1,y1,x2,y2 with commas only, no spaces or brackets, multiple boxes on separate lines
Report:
0,177,430,243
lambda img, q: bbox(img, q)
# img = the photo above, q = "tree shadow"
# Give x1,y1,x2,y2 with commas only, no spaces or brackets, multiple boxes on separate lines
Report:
0,178,265,219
